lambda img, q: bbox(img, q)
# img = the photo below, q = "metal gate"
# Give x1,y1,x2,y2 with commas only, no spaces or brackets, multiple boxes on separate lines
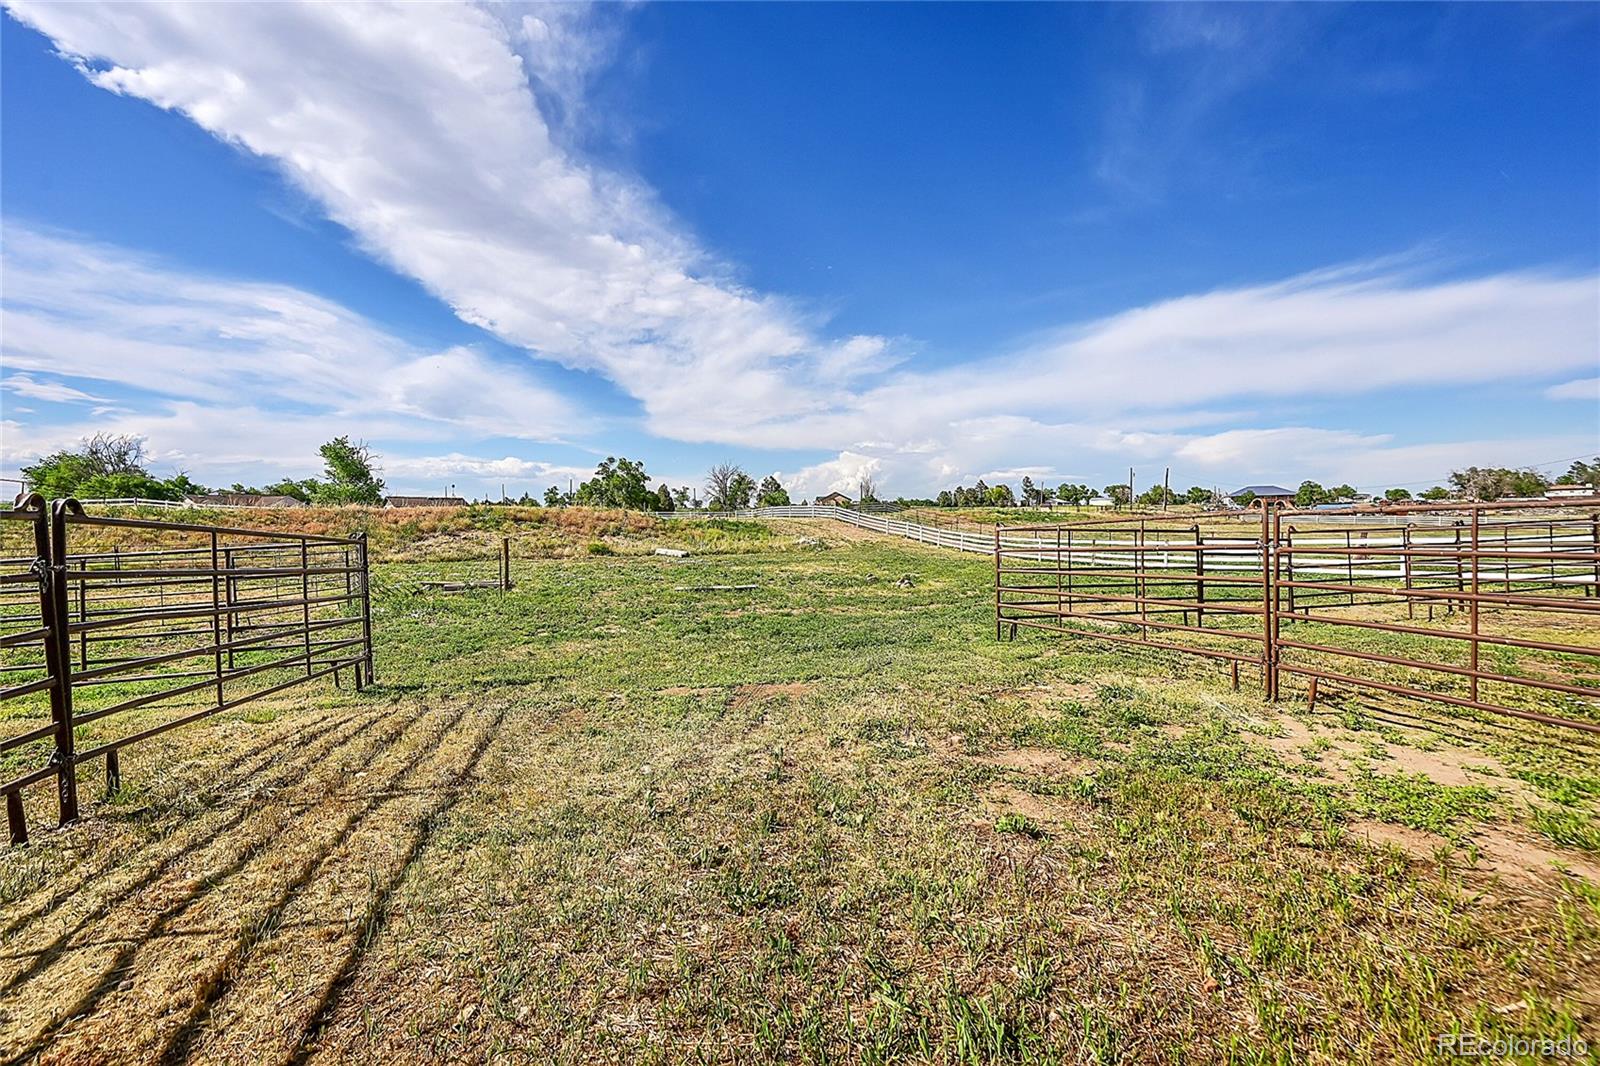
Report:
997,498,1600,734
1,495,374,844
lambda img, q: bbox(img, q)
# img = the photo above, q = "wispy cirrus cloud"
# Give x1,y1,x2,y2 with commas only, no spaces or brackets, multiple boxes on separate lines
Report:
0,224,578,446
1546,377,1599,402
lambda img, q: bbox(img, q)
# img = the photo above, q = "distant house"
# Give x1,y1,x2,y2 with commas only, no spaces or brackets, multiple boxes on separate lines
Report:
184,493,306,509
1547,485,1597,501
384,496,468,508
815,492,852,507
1227,484,1296,510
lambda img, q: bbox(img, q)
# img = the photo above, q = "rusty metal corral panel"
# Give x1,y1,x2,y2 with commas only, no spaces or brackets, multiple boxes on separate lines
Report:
995,511,1272,693
0,498,375,844
997,498,1600,734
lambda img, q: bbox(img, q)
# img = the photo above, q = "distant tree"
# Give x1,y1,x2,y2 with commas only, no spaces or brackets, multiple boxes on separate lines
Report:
308,437,384,505
543,486,565,507
1294,481,1330,508
936,490,955,507
1020,476,1038,506
857,474,880,505
1183,486,1211,505
1383,488,1412,502
756,475,791,507
573,457,654,510
1231,490,1257,508
987,483,1016,507
1556,458,1600,490
22,433,211,501
672,486,693,510
1103,484,1131,508
1448,466,1550,501
706,463,743,510
1419,486,1450,501
1329,484,1358,502
1137,485,1177,507
655,483,675,512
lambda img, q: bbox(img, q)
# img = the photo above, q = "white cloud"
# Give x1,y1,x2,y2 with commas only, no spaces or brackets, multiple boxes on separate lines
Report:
7,2,1598,498
0,225,578,454
1,373,110,405
382,453,592,483
1546,376,1599,402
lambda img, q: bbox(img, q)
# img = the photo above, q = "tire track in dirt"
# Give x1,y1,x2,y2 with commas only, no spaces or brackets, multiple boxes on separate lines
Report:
175,708,507,1066
0,703,445,1064
0,705,395,994
0,706,367,943
19,704,472,1066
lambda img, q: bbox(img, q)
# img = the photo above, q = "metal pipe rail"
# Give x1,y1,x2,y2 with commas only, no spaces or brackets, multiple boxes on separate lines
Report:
995,500,1600,734
0,498,375,845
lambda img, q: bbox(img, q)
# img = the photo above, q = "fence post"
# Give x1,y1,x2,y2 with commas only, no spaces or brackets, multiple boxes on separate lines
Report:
48,500,80,827
1470,507,1480,706
994,525,1003,640
356,532,374,685
1402,526,1414,619
210,531,225,707
1592,513,1599,598
501,536,511,591
1263,504,1277,700
300,539,313,677
1193,523,1205,629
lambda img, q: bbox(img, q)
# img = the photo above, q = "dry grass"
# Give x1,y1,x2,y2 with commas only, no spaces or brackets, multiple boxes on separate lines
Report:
2,524,1598,1064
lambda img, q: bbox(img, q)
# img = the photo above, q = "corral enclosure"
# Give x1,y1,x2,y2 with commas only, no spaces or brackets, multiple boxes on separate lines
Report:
997,501,1600,734
1,499,1598,1064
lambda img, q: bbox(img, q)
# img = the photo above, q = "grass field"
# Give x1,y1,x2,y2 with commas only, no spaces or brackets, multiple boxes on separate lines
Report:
2,515,1598,1064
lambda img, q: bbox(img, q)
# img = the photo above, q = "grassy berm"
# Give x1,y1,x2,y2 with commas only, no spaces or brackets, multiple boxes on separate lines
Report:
1,507,1596,1064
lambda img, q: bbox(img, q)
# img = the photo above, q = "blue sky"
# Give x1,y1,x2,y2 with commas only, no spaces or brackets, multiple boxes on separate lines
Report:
1,2,1596,500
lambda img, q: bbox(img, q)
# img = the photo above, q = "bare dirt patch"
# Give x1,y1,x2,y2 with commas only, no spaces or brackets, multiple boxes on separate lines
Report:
1348,818,1600,889
981,783,1086,831
729,681,816,710
1254,712,1526,797
972,747,1095,776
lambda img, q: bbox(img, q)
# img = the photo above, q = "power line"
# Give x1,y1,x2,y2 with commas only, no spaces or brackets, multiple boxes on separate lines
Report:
1354,451,1596,492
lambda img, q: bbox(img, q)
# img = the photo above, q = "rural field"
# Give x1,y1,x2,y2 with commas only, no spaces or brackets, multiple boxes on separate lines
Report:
2,511,1599,1064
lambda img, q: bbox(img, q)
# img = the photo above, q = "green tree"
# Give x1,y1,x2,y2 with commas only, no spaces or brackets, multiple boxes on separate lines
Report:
1231,490,1257,508
1556,459,1600,490
655,483,675,512
573,457,654,510
543,486,566,507
756,475,791,507
1448,466,1550,501
1294,481,1330,507
1103,484,1131,508
1137,485,1177,507
1419,486,1450,501
308,437,384,505
22,433,209,501
1384,488,1413,502
987,483,1016,507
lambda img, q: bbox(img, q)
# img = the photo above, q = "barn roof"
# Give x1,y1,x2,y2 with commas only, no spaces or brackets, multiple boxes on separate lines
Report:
1229,485,1295,497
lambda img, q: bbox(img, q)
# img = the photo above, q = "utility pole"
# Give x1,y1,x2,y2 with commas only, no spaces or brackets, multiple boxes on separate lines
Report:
1163,467,1170,512
1129,467,1135,512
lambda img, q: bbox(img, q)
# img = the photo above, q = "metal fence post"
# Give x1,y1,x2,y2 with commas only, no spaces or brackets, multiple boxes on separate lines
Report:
48,500,80,826
1263,504,1277,700
357,532,374,685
